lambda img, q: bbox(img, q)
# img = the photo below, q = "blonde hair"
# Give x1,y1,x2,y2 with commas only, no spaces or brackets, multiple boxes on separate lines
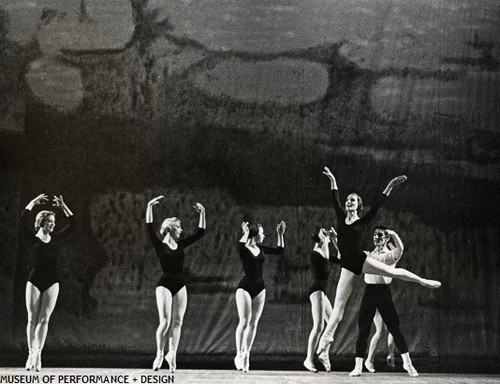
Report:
160,217,181,237
35,210,55,231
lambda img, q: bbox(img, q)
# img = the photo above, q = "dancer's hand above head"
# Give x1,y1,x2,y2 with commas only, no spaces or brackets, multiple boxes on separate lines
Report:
148,196,164,206
388,175,407,188
328,226,337,239
276,221,286,235
193,202,205,213
383,175,407,196
322,166,335,181
241,221,249,235
322,166,338,190
32,194,48,205
52,195,65,208
26,194,49,211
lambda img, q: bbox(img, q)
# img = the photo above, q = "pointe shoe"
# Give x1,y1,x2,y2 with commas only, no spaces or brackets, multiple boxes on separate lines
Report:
386,355,395,368
364,360,376,373
318,352,331,373
316,336,333,355
165,351,176,373
234,355,243,371
403,364,419,377
421,279,441,289
33,349,42,372
242,351,249,373
152,352,164,371
303,359,318,373
349,368,362,377
25,349,35,371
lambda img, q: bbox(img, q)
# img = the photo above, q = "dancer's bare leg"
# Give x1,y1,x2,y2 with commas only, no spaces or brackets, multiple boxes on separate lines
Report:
365,310,384,372
362,258,441,288
235,289,252,370
165,287,187,373
304,291,324,372
243,290,266,372
32,283,59,372
318,294,333,372
317,268,357,354
25,282,41,370
153,287,172,370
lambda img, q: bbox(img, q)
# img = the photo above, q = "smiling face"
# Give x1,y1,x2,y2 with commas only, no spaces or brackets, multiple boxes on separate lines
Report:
41,214,56,233
345,193,361,212
169,222,183,241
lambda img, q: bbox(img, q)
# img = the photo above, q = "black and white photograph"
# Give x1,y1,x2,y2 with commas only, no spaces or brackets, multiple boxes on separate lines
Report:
0,1,499,383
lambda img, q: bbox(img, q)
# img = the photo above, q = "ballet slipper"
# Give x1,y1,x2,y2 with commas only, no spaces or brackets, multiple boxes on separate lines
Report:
303,359,318,373
349,368,362,377
421,279,441,289
152,352,164,371
25,349,35,371
364,360,376,373
234,355,243,371
403,363,419,377
165,351,176,373
386,355,395,368
316,335,333,355
318,352,331,373
242,351,249,373
33,349,41,372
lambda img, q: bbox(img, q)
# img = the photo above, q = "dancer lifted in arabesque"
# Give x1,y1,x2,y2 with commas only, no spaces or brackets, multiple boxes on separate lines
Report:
146,195,206,372
316,167,440,364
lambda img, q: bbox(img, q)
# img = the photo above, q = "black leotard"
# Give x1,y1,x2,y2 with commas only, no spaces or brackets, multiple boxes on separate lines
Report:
21,209,76,293
308,250,330,296
147,223,205,295
237,243,284,299
331,189,386,275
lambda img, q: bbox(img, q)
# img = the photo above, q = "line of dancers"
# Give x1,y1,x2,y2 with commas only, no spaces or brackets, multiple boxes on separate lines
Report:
20,167,440,374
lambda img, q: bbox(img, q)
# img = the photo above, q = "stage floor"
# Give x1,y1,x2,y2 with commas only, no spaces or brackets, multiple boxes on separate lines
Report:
0,368,499,384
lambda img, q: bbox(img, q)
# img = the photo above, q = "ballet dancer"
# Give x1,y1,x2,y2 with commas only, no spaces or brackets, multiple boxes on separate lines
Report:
365,305,396,372
303,227,340,373
21,194,75,371
350,226,418,377
234,220,286,372
316,166,440,360
146,195,206,372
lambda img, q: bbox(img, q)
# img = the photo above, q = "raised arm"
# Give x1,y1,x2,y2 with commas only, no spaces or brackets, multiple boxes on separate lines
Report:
22,194,49,237
276,220,286,248
318,228,330,259
382,175,407,196
146,195,164,224
386,229,404,255
323,166,345,220
193,202,206,229
239,222,250,243
52,195,75,236
328,227,341,261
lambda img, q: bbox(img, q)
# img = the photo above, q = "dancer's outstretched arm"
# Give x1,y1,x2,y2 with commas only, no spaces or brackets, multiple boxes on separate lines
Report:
382,175,407,196
146,195,164,223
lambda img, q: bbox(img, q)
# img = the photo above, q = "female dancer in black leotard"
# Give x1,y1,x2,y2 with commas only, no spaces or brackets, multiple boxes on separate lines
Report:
234,220,286,372
21,194,75,371
146,195,206,372
303,227,340,373
316,167,441,358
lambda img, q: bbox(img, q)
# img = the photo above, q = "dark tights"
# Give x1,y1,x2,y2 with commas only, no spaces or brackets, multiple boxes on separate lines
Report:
356,284,408,357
